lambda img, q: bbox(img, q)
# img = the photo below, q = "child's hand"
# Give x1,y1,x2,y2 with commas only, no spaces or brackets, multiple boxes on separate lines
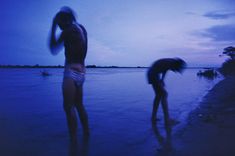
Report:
52,15,59,27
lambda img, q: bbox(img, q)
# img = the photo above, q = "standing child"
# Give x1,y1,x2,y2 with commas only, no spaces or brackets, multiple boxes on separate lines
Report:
49,7,89,141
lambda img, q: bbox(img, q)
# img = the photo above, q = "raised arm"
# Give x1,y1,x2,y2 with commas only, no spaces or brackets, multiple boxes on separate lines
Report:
49,17,64,55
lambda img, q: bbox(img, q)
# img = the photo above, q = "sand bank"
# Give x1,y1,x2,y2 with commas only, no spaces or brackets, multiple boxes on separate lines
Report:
173,76,235,156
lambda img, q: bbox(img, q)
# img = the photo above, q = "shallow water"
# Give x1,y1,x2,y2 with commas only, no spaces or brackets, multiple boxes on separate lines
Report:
0,68,221,156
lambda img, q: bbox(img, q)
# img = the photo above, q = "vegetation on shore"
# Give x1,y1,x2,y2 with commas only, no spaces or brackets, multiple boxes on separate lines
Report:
219,46,235,76
196,45,235,79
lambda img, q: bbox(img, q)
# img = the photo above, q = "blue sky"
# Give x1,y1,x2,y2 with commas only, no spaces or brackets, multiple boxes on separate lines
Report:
1,0,235,67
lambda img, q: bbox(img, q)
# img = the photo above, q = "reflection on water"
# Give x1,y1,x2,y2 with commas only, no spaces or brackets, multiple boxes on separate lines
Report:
152,123,173,156
0,68,221,155
69,135,89,156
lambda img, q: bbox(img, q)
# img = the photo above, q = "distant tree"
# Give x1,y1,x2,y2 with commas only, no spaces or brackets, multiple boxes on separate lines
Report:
86,65,97,68
219,59,235,76
222,46,235,59
219,46,235,76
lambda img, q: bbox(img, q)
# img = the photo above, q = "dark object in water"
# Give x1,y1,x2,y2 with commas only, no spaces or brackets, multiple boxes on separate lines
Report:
41,71,51,76
197,69,218,79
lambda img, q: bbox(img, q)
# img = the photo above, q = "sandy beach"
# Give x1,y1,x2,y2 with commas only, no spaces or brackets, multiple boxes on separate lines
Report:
173,76,235,156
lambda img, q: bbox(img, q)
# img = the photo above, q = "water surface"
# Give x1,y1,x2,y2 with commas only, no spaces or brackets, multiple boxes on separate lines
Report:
0,68,221,156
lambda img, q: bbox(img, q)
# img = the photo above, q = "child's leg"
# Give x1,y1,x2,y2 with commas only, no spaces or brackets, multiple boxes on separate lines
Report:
63,78,78,141
151,95,161,122
151,84,162,122
161,89,170,126
75,86,89,136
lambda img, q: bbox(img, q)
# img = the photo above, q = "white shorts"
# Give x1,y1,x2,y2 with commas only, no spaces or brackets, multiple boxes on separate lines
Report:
63,68,85,87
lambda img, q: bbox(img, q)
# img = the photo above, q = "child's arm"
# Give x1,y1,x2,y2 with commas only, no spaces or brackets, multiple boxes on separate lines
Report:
160,72,166,86
49,17,64,55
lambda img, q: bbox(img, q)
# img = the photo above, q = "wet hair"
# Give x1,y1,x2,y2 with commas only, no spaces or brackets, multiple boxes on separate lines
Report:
172,58,187,72
56,6,76,24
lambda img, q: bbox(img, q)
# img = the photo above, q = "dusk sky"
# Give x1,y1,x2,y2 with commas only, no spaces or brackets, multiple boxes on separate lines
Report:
1,0,235,67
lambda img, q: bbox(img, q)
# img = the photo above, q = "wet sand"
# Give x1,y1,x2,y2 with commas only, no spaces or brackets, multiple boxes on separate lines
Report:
173,76,235,156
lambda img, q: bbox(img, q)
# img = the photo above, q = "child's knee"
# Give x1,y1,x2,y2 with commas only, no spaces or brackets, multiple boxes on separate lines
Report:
159,90,168,97
163,90,168,97
63,103,73,113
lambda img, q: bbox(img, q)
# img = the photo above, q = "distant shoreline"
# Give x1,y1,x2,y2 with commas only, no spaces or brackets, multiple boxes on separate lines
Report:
0,65,217,69
0,65,145,69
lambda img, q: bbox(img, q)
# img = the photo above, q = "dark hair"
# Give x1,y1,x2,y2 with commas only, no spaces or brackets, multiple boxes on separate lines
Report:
56,6,76,23
173,58,186,72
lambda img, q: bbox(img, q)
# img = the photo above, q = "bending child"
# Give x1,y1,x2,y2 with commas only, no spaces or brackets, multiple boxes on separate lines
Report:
147,58,186,126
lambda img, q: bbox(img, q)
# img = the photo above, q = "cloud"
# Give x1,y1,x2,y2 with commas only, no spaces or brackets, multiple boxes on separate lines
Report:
203,11,235,20
185,11,198,15
86,38,127,66
198,24,235,42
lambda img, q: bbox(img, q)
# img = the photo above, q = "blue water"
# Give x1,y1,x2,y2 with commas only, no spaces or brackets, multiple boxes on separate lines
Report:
0,68,221,156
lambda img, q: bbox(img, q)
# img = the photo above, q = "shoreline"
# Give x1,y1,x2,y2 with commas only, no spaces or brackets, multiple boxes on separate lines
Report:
173,76,235,156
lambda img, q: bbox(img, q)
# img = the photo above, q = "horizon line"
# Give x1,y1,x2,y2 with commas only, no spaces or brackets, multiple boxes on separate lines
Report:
0,64,219,69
